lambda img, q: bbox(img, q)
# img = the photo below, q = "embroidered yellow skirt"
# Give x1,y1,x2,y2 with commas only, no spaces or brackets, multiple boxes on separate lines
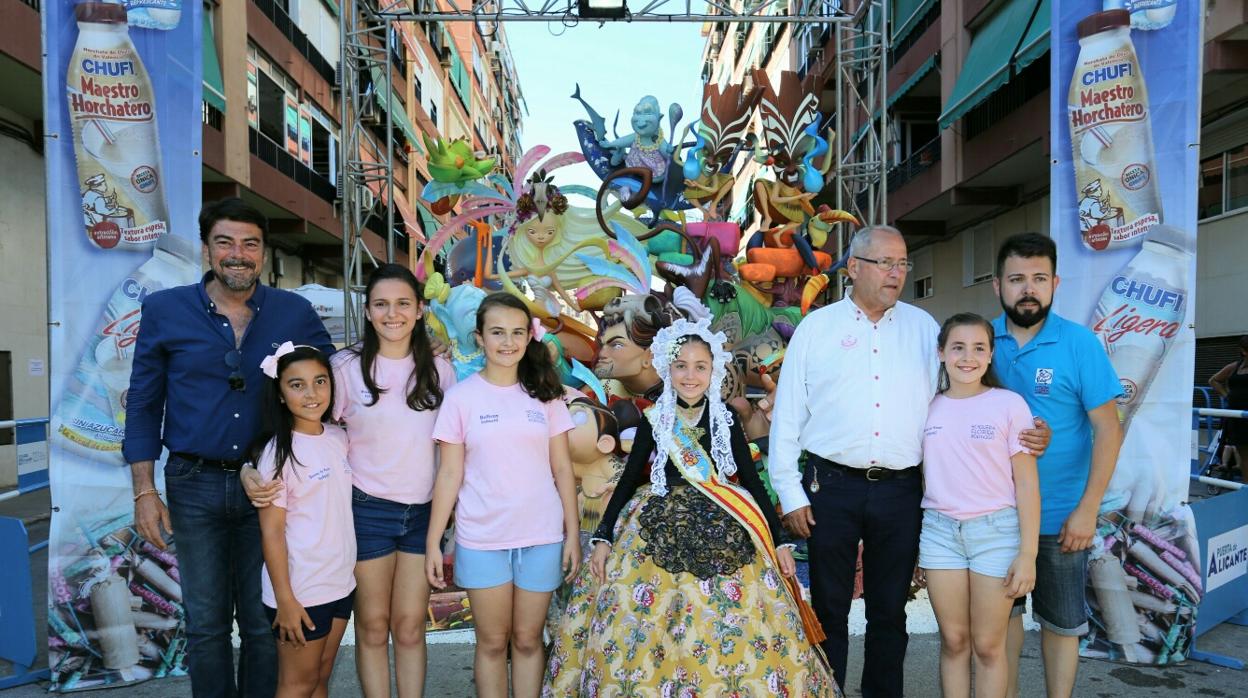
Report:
543,485,840,697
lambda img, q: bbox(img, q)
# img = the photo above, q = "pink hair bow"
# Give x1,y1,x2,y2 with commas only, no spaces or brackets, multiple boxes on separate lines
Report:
531,317,547,342
260,341,297,379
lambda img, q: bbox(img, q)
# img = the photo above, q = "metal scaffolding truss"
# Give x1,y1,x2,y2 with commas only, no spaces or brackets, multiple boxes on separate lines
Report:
385,0,849,23
337,0,884,342
835,0,887,227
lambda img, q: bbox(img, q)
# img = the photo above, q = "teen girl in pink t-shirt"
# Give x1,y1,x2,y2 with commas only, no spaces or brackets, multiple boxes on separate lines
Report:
244,264,453,697
919,313,1040,698
427,292,579,698
252,344,354,698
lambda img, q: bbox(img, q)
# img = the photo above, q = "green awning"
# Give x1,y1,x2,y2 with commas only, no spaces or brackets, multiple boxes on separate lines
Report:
890,55,938,108
938,0,1049,130
1015,0,1051,71
850,55,939,142
369,66,420,148
893,0,937,47
202,15,226,112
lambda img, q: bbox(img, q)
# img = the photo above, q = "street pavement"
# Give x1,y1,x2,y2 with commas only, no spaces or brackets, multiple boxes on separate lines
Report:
2,625,1244,696
4,489,1245,696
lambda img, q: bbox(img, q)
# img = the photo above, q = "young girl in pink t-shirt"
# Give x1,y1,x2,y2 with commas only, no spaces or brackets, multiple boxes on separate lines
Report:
252,344,355,698
426,292,580,698
919,313,1040,698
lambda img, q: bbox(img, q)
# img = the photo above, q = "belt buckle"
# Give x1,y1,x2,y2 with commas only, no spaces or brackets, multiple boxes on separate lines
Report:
865,467,884,482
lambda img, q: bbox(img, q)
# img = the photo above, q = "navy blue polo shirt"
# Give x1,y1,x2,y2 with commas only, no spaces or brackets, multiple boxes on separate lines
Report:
122,272,335,463
991,312,1123,534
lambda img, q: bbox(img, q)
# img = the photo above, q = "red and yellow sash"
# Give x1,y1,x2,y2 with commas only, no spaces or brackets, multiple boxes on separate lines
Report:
666,422,827,648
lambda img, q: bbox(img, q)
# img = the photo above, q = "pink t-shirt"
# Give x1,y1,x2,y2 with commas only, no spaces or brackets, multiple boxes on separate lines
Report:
332,350,456,504
259,424,356,608
431,373,575,550
921,387,1033,520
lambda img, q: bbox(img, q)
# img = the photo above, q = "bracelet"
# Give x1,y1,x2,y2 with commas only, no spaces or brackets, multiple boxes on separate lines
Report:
133,488,161,503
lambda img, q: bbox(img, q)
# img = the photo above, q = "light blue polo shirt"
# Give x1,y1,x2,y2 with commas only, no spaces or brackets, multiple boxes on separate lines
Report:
991,312,1123,535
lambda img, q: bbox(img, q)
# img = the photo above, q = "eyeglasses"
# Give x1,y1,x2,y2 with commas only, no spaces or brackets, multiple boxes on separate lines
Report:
224,350,245,392
853,255,914,273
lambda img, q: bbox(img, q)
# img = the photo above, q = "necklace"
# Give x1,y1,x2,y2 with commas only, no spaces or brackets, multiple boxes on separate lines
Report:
676,401,705,427
633,133,662,151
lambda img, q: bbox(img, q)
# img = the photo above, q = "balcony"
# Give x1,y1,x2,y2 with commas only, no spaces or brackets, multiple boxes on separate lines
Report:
251,0,336,85
888,136,941,193
248,126,337,203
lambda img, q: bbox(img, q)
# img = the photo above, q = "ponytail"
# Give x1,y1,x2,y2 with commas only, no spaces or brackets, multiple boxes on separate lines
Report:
476,292,564,402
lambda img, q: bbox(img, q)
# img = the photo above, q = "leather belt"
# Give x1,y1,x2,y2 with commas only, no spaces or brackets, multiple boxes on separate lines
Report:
171,452,247,472
811,455,918,482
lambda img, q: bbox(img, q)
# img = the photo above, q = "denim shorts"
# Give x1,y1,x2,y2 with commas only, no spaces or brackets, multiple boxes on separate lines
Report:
351,487,431,560
1008,535,1089,636
264,591,354,642
453,541,564,593
919,507,1020,578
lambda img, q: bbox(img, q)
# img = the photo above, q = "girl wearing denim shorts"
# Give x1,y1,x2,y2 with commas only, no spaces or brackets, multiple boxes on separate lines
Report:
919,313,1041,698
426,293,581,698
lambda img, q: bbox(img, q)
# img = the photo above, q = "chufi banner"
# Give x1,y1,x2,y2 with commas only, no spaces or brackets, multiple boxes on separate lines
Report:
1051,0,1202,665
42,0,202,689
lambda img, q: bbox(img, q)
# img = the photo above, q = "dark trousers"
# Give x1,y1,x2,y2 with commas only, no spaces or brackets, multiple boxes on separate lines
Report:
165,456,276,698
806,459,922,697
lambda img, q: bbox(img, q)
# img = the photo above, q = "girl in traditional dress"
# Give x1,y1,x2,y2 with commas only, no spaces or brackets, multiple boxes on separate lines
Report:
543,315,838,697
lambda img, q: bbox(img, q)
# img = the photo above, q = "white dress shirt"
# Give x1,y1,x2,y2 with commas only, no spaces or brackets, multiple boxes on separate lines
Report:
768,296,940,514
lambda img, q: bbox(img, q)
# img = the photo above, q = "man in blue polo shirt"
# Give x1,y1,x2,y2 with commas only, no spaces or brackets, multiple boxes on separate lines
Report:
991,233,1123,698
123,198,334,698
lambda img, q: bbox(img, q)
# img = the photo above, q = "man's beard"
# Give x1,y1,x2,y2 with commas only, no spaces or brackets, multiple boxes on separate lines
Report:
216,259,259,291
1000,295,1051,328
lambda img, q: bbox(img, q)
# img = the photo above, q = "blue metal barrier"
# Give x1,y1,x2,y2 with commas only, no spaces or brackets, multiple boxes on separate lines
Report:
0,417,51,688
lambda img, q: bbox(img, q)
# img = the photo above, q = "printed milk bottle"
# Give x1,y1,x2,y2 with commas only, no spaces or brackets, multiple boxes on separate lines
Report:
53,234,197,462
1103,0,1177,32
1089,224,1192,430
1068,9,1162,251
124,0,182,31
67,1,168,250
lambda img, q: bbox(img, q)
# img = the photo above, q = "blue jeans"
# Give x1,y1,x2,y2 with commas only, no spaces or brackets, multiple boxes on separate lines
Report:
165,456,276,698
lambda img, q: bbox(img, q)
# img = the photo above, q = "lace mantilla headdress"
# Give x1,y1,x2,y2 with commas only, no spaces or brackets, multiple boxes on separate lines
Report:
647,315,736,496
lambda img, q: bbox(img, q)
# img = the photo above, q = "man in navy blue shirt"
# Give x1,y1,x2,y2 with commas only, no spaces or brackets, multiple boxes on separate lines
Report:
123,198,334,698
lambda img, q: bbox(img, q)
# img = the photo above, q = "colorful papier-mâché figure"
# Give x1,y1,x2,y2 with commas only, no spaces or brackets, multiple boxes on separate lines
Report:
675,81,761,222
741,69,858,313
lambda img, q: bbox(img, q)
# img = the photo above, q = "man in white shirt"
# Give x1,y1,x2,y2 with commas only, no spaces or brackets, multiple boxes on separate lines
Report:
769,226,1049,696
768,225,936,696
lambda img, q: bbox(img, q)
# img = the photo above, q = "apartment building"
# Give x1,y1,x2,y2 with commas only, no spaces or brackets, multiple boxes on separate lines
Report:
0,0,525,484
701,0,1248,382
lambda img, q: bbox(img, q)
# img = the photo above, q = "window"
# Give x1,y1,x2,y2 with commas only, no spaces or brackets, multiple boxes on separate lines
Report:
256,70,287,145
1230,144,1248,213
911,249,933,299
1200,143,1248,220
962,222,994,287
429,104,438,127
1200,153,1225,219
914,276,933,299
414,74,422,105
